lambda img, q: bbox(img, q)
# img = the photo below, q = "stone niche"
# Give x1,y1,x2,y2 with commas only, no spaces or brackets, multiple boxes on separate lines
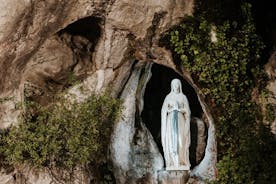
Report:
141,63,207,169
111,62,212,183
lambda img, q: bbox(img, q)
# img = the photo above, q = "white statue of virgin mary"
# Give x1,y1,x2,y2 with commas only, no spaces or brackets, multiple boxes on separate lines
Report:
161,78,191,170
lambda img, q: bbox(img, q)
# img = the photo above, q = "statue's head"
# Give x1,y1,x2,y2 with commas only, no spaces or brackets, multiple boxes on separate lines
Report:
171,79,182,94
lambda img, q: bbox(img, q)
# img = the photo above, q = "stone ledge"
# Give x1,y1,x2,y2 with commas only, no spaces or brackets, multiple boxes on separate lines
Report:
158,170,190,184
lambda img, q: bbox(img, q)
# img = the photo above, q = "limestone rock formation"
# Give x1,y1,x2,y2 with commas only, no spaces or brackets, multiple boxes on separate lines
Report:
0,0,218,183
190,117,207,164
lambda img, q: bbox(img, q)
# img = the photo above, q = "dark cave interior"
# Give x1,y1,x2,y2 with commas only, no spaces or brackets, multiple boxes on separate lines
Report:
58,16,101,43
57,16,102,54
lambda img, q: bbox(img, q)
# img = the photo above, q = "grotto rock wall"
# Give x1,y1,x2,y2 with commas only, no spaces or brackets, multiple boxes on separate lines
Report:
111,62,164,183
0,0,218,183
0,0,194,128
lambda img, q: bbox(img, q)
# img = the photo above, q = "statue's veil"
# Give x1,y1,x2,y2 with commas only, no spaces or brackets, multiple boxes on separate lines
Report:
170,79,182,94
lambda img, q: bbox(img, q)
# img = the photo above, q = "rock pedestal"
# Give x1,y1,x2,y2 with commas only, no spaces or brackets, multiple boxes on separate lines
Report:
158,170,190,184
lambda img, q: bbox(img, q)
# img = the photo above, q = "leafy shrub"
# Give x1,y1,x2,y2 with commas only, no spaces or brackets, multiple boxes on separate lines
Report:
165,1,276,183
0,93,122,171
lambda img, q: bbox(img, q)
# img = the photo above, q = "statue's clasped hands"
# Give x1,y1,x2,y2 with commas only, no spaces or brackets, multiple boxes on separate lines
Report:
170,102,186,114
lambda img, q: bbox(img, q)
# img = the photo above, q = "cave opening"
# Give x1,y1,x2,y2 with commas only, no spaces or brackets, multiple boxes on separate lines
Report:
55,16,102,87
26,17,103,105
141,64,204,167
58,16,101,43
57,16,102,54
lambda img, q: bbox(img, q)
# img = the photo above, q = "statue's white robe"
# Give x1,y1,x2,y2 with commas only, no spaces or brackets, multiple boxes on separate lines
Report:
161,85,191,170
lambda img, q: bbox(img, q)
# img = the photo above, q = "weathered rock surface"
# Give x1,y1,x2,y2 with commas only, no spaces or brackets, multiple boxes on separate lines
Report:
190,117,207,164
111,62,164,183
0,0,218,183
0,0,194,128
0,166,89,184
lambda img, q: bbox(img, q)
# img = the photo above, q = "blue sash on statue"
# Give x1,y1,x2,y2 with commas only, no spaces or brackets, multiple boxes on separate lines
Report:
172,109,178,154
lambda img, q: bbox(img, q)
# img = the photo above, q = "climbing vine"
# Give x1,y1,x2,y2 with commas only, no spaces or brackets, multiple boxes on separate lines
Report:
165,1,275,183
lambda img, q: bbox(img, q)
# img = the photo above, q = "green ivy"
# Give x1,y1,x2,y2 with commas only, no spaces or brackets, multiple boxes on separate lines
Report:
166,1,276,183
0,93,122,172
266,103,276,122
